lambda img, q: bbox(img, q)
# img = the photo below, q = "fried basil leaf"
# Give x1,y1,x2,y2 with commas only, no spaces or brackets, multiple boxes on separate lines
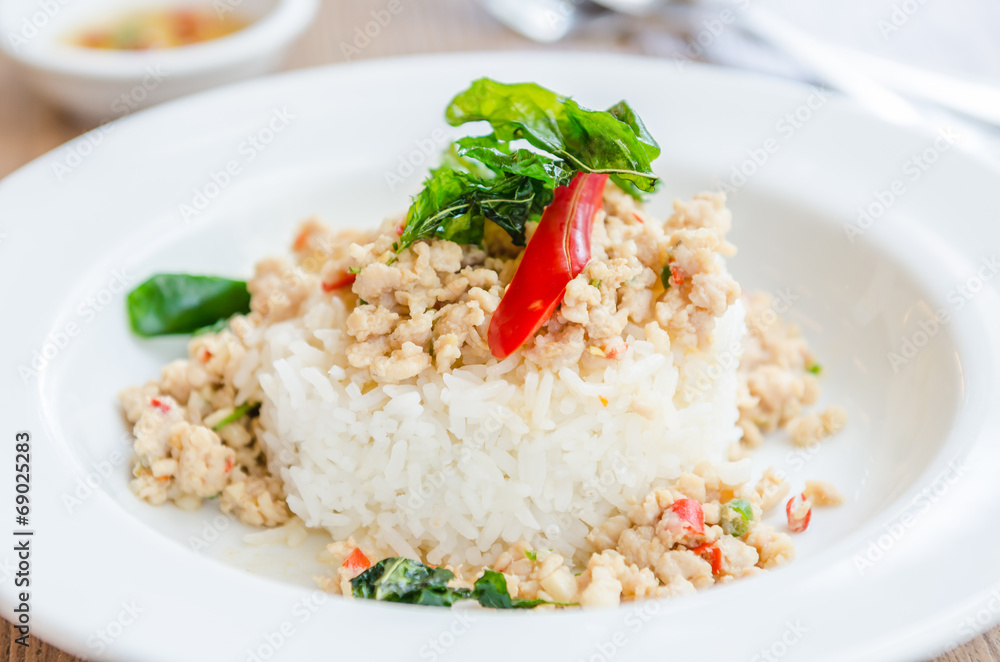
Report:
351,559,565,609
398,79,661,253
398,165,554,251
351,558,470,607
446,78,660,193
472,569,553,609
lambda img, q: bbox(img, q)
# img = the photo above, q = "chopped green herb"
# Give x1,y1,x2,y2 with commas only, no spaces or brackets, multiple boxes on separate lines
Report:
589,279,602,289
127,274,251,337
212,402,260,431
351,558,567,609
660,264,672,290
359,299,368,306
807,363,822,375
348,266,362,274
720,498,754,537
524,549,537,562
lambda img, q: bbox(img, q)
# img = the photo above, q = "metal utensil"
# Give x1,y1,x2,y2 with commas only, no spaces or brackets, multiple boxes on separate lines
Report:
480,0,1000,131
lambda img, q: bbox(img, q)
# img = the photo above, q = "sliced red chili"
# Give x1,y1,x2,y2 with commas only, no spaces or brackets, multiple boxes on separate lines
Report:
292,228,311,252
487,172,608,359
322,273,357,293
690,542,723,574
342,547,371,575
670,498,705,535
786,493,812,533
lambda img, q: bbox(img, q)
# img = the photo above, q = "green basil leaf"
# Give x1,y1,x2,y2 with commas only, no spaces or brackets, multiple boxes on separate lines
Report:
472,569,571,609
127,274,251,337
446,78,660,192
605,99,661,163
453,135,573,188
398,165,553,252
472,569,514,608
351,558,472,607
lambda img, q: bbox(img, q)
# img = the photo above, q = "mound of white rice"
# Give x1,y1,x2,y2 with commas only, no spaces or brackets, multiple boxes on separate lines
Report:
250,294,746,567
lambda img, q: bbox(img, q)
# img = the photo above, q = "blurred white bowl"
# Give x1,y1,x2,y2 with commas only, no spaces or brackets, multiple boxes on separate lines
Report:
0,0,318,123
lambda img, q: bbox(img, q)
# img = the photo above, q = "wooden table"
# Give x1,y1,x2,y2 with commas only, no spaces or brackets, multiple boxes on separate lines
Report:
1,0,998,659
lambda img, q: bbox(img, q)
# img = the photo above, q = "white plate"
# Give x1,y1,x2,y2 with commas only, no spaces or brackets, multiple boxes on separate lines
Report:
1,52,999,662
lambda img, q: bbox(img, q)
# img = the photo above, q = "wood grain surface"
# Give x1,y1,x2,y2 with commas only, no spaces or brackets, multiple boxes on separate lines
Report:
1,0,998,660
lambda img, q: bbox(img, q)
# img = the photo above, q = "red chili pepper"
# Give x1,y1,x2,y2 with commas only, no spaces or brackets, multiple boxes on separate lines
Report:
149,398,171,414
670,498,705,535
223,457,233,474
786,493,812,533
487,172,608,359
342,547,371,575
670,266,685,286
321,273,357,293
690,542,723,574
292,228,311,252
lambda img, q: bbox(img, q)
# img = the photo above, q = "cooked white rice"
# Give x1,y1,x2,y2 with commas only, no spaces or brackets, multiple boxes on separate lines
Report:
247,294,746,567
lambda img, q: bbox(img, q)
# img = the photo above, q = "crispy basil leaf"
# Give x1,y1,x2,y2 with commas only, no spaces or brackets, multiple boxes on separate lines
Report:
127,274,251,337
351,558,471,607
605,100,661,163
446,78,660,192
605,100,662,199
351,559,564,609
453,135,573,188
398,165,553,251
399,79,661,253
472,569,553,609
